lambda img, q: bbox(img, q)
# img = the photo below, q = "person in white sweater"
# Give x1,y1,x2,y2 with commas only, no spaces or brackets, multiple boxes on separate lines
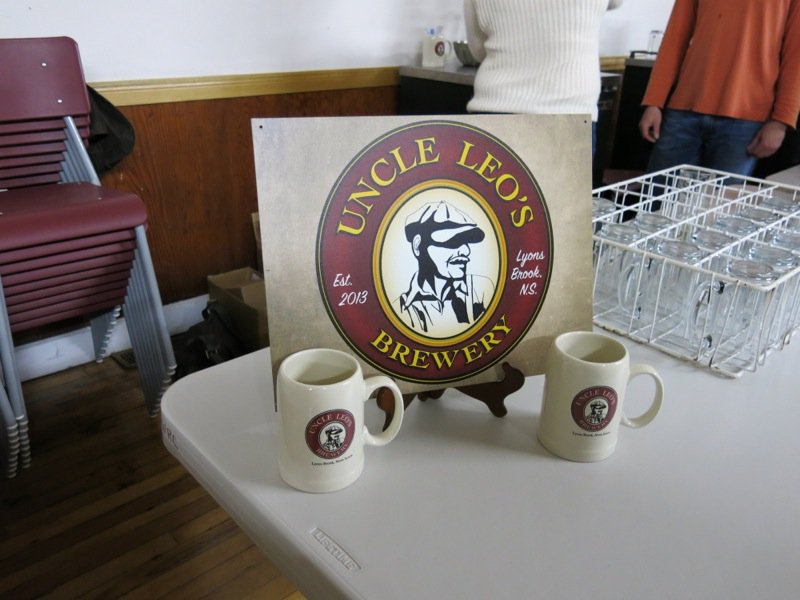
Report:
464,0,622,154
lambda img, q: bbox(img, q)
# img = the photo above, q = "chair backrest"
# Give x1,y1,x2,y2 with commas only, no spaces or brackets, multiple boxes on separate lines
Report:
0,37,92,190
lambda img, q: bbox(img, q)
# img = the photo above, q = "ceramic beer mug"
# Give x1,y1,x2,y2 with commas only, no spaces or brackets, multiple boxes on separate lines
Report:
538,331,663,462
277,348,404,492
421,27,452,68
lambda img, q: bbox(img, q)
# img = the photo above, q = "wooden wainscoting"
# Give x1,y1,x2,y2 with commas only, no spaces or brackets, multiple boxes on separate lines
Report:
94,70,399,304
87,59,627,305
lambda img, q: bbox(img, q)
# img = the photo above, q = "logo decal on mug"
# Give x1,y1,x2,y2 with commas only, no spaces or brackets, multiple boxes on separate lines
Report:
305,410,356,459
571,386,617,432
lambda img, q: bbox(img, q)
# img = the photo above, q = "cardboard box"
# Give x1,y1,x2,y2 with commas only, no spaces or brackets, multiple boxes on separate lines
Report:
207,267,269,352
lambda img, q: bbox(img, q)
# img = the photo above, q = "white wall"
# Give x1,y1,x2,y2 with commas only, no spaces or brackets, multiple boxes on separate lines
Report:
0,0,674,82
602,0,674,56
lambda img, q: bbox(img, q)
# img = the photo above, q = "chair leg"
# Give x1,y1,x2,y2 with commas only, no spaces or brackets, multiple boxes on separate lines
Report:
90,306,122,362
133,227,174,365
62,116,101,185
0,384,20,478
0,275,30,471
125,266,173,416
123,226,176,416
16,413,31,469
124,278,163,415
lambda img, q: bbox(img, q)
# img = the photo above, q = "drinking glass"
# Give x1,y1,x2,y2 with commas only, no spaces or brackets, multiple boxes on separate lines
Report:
771,229,800,253
593,223,645,331
711,215,758,241
748,244,799,350
737,205,777,227
643,239,708,354
634,212,672,234
692,228,736,254
647,30,664,53
760,193,800,215
633,212,675,253
768,229,800,344
592,197,617,234
708,259,778,372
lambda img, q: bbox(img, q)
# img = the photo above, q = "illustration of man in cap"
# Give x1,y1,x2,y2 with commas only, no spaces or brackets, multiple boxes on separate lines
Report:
394,200,495,335
321,423,345,452
585,398,609,426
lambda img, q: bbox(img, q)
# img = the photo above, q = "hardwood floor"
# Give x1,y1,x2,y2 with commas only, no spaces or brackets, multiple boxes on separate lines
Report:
0,358,305,599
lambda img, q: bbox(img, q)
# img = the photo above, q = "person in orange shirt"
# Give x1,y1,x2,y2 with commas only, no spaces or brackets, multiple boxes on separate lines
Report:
639,0,800,176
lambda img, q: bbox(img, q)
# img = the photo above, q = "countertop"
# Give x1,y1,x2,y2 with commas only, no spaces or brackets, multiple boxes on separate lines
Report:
398,63,478,86
767,163,800,187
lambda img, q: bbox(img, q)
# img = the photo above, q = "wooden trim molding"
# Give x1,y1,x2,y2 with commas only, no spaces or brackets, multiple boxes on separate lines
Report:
92,59,627,107
90,66,401,107
600,55,627,73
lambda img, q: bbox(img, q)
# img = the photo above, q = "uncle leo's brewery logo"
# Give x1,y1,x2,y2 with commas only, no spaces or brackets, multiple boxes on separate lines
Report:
317,120,553,384
306,409,355,460
571,386,617,432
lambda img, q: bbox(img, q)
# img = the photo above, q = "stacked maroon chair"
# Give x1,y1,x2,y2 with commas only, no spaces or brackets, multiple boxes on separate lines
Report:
0,37,175,477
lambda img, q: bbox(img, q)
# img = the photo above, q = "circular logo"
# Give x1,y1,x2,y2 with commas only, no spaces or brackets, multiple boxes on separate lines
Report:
305,409,355,460
571,386,618,432
317,120,553,383
435,41,446,57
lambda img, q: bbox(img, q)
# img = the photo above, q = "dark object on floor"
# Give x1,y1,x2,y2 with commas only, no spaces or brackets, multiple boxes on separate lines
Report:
111,348,137,369
172,304,245,380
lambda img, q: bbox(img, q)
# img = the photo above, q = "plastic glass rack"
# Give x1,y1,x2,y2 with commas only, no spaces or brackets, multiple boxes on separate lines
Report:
591,165,800,377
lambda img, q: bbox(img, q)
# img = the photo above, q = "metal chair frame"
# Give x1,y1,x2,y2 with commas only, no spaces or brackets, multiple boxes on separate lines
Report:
0,37,175,477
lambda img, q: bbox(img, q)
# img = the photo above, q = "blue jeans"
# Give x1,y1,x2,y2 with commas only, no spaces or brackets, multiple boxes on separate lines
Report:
647,109,763,176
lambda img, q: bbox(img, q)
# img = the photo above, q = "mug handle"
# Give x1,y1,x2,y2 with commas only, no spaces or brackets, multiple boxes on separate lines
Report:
362,376,404,446
620,364,663,428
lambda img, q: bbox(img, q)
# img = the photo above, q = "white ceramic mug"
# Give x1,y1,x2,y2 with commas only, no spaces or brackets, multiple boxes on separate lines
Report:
538,331,663,462
421,34,452,68
277,348,404,492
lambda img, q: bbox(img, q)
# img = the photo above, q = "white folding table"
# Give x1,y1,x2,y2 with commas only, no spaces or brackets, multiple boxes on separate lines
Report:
161,335,800,600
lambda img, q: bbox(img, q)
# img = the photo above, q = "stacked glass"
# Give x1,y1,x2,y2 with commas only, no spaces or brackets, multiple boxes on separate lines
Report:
593,223,644,332
642,238,708,356
707,259,779,372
